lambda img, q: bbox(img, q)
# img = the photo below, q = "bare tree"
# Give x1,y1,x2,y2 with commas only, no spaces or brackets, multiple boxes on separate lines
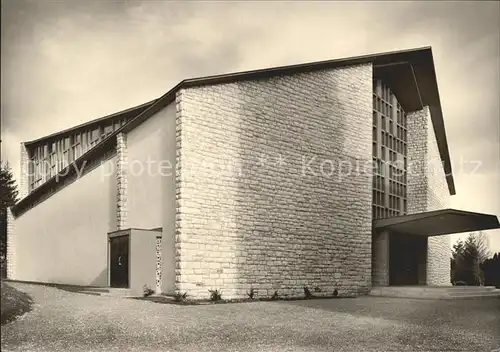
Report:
463,232,490,264
451,232,490,285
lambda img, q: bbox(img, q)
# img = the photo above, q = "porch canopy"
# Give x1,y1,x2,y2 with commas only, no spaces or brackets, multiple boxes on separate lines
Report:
373,208,500,236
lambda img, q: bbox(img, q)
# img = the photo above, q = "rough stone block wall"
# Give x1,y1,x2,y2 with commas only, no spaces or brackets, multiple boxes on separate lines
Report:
155,236,162,294
6,142,27,279
175,64,374,300
6,208,16,279
372,231,389,286
116,133,128,230
407,106,451,286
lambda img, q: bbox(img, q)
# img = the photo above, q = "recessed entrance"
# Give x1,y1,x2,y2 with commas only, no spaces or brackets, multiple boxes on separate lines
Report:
389,233,427,286
109,235,129,288
373,209,500,288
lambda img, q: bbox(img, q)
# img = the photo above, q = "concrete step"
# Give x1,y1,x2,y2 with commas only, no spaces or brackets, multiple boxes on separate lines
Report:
81,287,110,293
55,285,104,295
450,289,500,297
370,286,500,300
442,286,496,293
102,288,134,297
381,286,497,292
69,287,134,298
67,290,102,296
448,291,500,300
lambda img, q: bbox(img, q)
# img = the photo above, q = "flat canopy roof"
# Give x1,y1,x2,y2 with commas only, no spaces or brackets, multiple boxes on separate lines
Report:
373,209,500,237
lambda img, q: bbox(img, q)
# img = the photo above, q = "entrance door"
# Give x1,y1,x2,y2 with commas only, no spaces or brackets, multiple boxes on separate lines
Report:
389,233,422,286
110,235,129,288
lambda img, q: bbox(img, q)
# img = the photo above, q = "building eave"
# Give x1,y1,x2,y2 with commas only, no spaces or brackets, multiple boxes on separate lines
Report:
23,99,158,147
373,209,500,236
372,49,455,195
12,46,456,215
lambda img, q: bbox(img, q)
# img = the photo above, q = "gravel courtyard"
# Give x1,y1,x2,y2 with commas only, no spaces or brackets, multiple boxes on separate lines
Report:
1,283,499,352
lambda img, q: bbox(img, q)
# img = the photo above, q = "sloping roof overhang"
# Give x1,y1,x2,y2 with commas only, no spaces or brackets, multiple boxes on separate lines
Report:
373,209,500,237
24,99,158,147
12,46,455,216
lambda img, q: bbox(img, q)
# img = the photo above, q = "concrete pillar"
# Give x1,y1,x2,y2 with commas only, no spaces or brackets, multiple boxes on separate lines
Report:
116,133,128,230
372,230,390,286
427,236,452,286
155,236,162,294
418,237,428,285
19,143,29,199
6,207,16,280
160,90,181,295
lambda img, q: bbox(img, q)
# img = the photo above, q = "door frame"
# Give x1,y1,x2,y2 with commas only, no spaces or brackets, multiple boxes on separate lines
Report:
108,230,131,288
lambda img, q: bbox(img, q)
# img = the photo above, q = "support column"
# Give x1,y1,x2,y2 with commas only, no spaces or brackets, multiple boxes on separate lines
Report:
116,133,128,230
372,230,390,286
418,237,428,285
407,106,452,286
155,236,162,294
19,143,29,199
6,208,16,280
427,236,452,285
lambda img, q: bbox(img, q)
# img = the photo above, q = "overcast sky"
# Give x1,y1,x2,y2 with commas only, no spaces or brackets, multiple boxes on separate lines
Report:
1,0,499,252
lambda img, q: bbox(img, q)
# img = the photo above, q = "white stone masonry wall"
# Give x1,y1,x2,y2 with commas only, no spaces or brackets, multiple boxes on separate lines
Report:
175,64,374,299
407,106,451,286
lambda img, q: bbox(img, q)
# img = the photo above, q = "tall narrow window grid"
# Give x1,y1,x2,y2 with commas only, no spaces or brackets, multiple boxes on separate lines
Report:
25,115,136,193
372,79,408,219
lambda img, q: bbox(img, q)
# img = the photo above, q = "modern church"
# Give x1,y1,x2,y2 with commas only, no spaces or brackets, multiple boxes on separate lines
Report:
7,47,500,298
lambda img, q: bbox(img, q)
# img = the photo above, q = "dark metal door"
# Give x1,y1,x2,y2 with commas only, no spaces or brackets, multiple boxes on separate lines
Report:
390,233,419,286
110,235,129,288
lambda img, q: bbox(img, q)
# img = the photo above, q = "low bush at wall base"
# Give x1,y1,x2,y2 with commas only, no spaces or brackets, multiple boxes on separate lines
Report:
131,294,354,306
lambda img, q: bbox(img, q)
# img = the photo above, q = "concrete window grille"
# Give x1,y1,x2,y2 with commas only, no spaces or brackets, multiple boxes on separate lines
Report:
372,79,408,220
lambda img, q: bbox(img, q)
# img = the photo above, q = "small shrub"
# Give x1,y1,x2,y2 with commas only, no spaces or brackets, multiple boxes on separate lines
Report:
304,286,313,299
247,287,256,300
143,285,155,297
173,291,188,302
208,289,222,301
270,290,279,300
333,289,338,297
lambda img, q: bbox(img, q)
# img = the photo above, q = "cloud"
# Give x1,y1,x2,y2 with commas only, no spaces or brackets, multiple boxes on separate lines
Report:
1,0,499,250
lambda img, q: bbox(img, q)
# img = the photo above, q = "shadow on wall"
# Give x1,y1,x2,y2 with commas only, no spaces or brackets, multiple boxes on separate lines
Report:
89,268,109,287
226,71,370,298
40,268,108,288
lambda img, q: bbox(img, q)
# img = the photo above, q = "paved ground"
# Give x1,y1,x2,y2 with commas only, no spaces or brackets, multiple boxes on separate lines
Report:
1,283,499,352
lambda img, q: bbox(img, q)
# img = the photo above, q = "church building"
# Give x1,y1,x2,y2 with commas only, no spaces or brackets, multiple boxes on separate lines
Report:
7,47,499,298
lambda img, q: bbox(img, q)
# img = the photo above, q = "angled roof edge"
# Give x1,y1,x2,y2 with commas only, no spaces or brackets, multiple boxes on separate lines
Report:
24,99,159,146
374,208,500,228
373,208,500,236
121,46,454,194
12,46,456,215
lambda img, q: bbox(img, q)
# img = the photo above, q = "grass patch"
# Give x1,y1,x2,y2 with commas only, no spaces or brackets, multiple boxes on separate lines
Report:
1,281,34,325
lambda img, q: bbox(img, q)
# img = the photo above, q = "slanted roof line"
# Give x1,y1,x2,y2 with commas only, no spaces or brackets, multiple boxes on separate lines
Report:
12,46,456,215
24,99,158,146
373,208,500,237
409,64,424,109
373,61,410,68
374,61,424,110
